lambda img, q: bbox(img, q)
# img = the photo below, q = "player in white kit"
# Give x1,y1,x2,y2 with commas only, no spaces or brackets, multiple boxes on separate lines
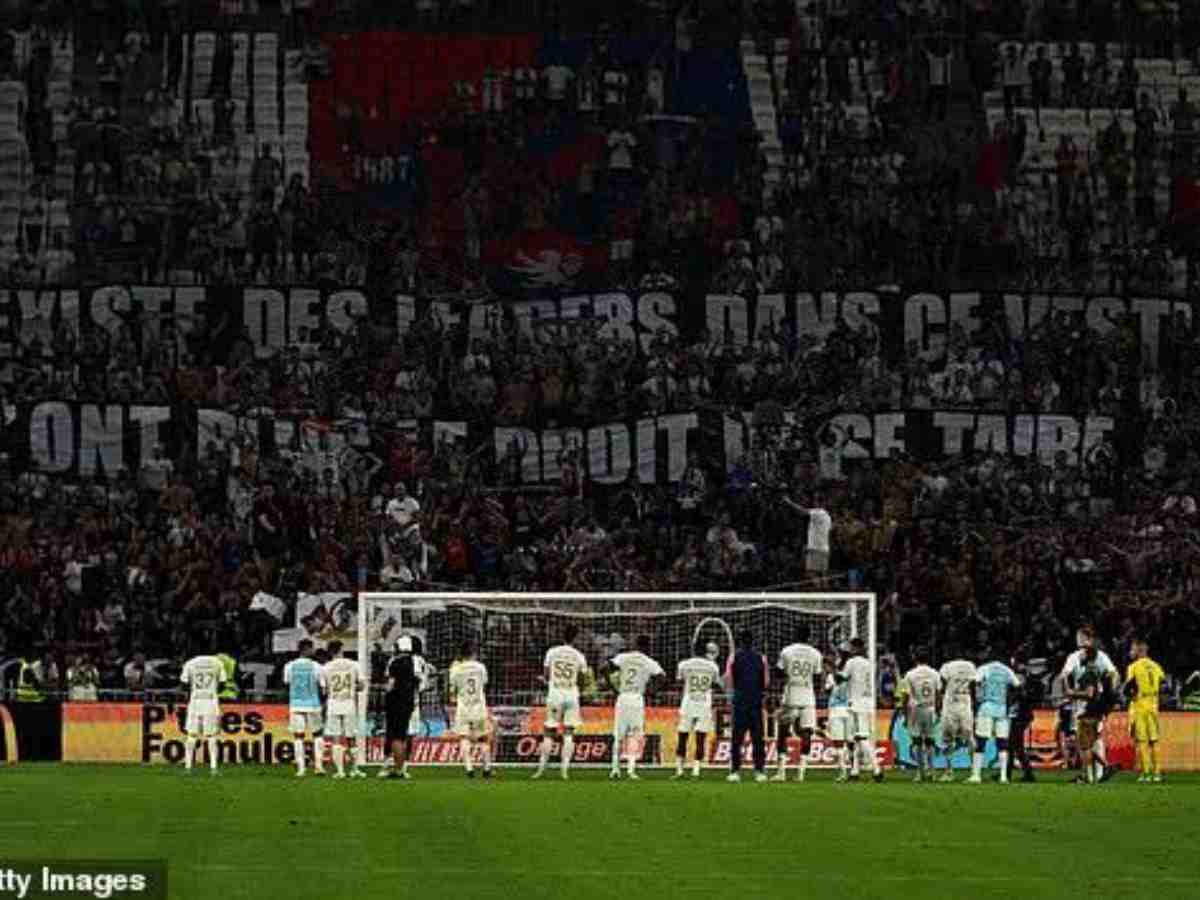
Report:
534,624,592,780
402,636,435,778
321,640,365,779
674,639,723,779
938,656,977,782
839,638,882,781
774,625,823,782
181,652,226,775
901,647,942,782
283,639,327,777
1060,624,1119,783
606,635,665,780
450,641,493,779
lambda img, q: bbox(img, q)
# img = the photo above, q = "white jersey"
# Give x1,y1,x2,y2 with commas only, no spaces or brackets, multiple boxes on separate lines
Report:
777,642,823,707
450,659,489,720
610,651,664,698
544,644,589,702
1060,648,1116,684
181,655,225,709
677,657,721,707
413,655,434,706
840,655,875,711
322,657,362,716
939,659,977,713
903,664,942,709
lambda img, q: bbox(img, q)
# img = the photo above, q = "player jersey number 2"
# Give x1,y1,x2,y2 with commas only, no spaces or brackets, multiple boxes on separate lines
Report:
329,672,354,699
552,660,575,688
622,667,640,690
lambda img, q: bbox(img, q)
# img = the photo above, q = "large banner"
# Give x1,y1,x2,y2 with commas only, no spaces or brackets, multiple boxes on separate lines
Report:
3,285,1193,478
62,701,1200,770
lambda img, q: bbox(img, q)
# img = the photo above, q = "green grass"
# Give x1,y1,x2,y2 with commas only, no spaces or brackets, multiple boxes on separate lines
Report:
1,765,1198,900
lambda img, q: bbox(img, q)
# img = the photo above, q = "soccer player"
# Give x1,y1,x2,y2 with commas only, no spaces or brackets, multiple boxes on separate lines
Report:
180,651,226,775
283,639,327,777
774,625,823,782
322,640,365,779
839,638,882,782
1125,638,1165,783
402,636,435,779
1008,657,1040,783
971,655,1021,785
607,635,665,780
1069,647,1112,784
825,653,854,781
381,636,418,780
901,648,941,782
1061,625,1119,782
674,639,722,779
449,641,493,779
725,629,769,783
937,654,977,782
534,624,591,780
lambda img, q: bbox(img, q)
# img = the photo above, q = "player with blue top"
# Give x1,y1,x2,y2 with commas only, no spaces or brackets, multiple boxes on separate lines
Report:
283,639,328,777
970,654,1021,784
824,652,854,781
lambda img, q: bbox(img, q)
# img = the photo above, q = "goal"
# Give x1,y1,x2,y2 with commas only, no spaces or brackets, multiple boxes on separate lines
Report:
355,591,876,768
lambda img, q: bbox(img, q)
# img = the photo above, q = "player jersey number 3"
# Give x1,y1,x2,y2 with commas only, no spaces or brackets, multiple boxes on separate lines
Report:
552,660,576,688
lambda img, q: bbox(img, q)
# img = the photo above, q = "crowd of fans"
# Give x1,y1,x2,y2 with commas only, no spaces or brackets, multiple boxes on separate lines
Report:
2,0,1200,710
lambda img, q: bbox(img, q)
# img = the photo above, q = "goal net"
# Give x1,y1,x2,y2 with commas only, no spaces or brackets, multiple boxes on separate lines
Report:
356,591,876,768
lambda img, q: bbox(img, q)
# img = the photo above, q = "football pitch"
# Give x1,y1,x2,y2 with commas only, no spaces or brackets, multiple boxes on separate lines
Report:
1,765,1198,900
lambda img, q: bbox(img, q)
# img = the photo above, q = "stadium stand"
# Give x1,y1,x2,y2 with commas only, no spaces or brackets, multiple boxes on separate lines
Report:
0,0,1197,709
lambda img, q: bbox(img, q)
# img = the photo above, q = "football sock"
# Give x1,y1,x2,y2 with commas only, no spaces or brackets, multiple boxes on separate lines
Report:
294,740,305,774
460,739,473,773
332,744,345,775
207,737,218,770
998,751,1009,781
838,745,849,775
314,737,326,771
561,735,574,775
972,751,983,780
1149,744,1160,776
675,734,688,773
798,739,808,780
537,736,552,772
185,738,197,770
481,744,492,772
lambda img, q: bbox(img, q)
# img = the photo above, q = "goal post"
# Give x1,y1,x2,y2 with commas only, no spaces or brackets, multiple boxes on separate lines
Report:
355,591,876,768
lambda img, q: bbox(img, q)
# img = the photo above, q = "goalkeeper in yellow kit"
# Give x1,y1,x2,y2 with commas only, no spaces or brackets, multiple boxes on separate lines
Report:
1124,639,1165,783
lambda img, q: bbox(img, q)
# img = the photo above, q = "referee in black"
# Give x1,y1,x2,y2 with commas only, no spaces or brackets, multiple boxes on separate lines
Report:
726,628,769,782
383,636,418,780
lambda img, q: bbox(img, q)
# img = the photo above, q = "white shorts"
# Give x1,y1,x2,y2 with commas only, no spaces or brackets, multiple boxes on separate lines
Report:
614,695,645,738
324,712,358,739
908,706,938,741
454,713,490,740
779,705,817,731
975,714,1011,741
849,710,873,739
677,702,714,734
290,710,323,734
827,711,850,742
940,705,974,745
186,702,219,737
544,693,582,730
